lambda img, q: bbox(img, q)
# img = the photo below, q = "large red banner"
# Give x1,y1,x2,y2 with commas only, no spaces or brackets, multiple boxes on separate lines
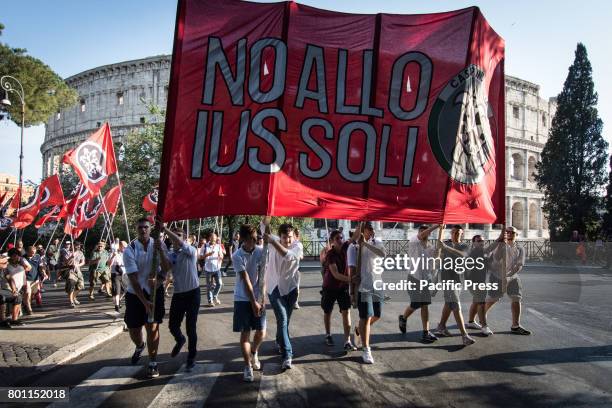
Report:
159,0,505,223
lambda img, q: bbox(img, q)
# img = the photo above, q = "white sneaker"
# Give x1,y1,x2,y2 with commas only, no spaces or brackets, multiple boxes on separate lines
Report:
251,352,261,370
243,366,254,382
361,347,374,364
466,321,482,330
281,358,292,370
481,325,494,336
214,297,221,305
462,334,476,346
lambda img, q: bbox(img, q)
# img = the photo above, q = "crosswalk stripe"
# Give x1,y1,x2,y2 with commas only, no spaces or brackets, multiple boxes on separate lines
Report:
256,363,308,408
146,363,223,408
48,366,141,408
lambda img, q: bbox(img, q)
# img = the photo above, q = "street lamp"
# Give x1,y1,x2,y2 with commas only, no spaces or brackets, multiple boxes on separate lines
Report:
0,76,25,216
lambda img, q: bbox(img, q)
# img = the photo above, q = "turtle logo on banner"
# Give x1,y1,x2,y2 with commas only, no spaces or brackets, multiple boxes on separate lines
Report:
148,188,158,205
83,197,102,222
428,64,496,184
75,141,107,183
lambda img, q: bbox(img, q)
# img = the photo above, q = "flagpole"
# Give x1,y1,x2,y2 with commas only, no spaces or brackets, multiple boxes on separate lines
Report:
197,218,202,243
113,168,130,243
100,198,115,243
1,228,15,251
44,222,60,254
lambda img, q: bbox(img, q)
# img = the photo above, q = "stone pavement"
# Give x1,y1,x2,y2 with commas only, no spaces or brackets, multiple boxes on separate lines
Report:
0,280,124,387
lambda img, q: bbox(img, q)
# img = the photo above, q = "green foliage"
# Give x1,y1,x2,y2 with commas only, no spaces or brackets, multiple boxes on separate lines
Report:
0,23,78,126
535,43,608,241
601,155,612,238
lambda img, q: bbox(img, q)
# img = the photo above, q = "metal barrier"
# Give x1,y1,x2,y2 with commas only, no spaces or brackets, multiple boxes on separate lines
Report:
300,239,610,265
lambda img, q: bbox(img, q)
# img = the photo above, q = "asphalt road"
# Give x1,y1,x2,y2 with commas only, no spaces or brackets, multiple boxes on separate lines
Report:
16,263,612,408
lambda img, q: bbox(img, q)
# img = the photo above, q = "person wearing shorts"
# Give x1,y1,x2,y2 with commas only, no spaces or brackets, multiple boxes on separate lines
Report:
232,224,266,382
321,229,356,351
485,226,531,335
123,217,171,379
108,241,127,313
2,248,31,326
88,241,111,300
434,225,476,346
399,225,439,343
347,222,385,364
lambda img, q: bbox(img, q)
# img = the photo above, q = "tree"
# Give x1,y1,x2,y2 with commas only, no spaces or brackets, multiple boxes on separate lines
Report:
0,23,77,126
535,43,608,241
601,155,612,238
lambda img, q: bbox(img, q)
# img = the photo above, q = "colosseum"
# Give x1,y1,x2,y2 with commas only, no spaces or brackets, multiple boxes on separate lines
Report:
41,55,556,240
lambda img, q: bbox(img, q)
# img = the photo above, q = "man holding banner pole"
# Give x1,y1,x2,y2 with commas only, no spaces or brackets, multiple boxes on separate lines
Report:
123,217,170,378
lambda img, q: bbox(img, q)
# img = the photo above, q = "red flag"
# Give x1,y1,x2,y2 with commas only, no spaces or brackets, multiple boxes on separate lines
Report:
103,184,122,215
12,175,66,229
142,186,158,213
159,1,505,224
64,208,83,238
35,205,62,229
61,183,91,219
8,190,20,210
63,123,117,195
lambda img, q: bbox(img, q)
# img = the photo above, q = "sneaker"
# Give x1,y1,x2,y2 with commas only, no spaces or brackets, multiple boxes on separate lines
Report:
325,335,334,346
421,331,438,343
462,334,476,346
0,320,12,329
114,305,120,313
186,358,196,372
433,325,452,337
207,301,214,307
344,341,357,352
74,299,80,305
251,352,261,370
131,342,146,365
243,365,254,382
511,326,531,335
294,302,300,310
214,297,221,305
361,347,374,364
9,320,25,327
171,335,186,358
147,363,160,378
70,302,76,308
481,325,494,336
398,315,407,334
466,321,482,330
89,295,95,300
53,283,58,288
281,358,293,370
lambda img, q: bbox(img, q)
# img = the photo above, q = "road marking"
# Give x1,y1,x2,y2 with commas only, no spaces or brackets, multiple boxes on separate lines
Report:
256,363,308,408
147,363,223,407
527,307,599,345
48,366,140,408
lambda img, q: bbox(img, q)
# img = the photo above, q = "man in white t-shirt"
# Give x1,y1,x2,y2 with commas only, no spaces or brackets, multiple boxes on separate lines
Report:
264,222,303,370
233,224,267,382
3,248,31,326
398,225,439,344
347,221,385,364
200,232,225,307
123,217,171,379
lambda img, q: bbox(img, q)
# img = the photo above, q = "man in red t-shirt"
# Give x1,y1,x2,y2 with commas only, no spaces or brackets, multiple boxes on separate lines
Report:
321,230,357,351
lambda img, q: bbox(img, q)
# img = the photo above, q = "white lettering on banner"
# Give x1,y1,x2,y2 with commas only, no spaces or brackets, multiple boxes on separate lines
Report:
192,37,432,185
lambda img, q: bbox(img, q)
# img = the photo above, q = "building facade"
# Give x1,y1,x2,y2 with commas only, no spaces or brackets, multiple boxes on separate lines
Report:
42,57,555,240
0,173,35,205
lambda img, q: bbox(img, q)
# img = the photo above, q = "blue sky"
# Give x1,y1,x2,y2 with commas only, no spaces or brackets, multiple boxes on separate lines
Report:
1,0,611,182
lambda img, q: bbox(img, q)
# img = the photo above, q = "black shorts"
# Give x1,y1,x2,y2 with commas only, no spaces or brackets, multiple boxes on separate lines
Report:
357,292,382,319
0,291,21,306
111,274,123,296
124,286,165,329
321,287,351,314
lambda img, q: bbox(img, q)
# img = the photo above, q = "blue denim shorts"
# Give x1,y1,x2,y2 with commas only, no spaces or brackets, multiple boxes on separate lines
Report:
357,292,382,319
233,301,266,332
